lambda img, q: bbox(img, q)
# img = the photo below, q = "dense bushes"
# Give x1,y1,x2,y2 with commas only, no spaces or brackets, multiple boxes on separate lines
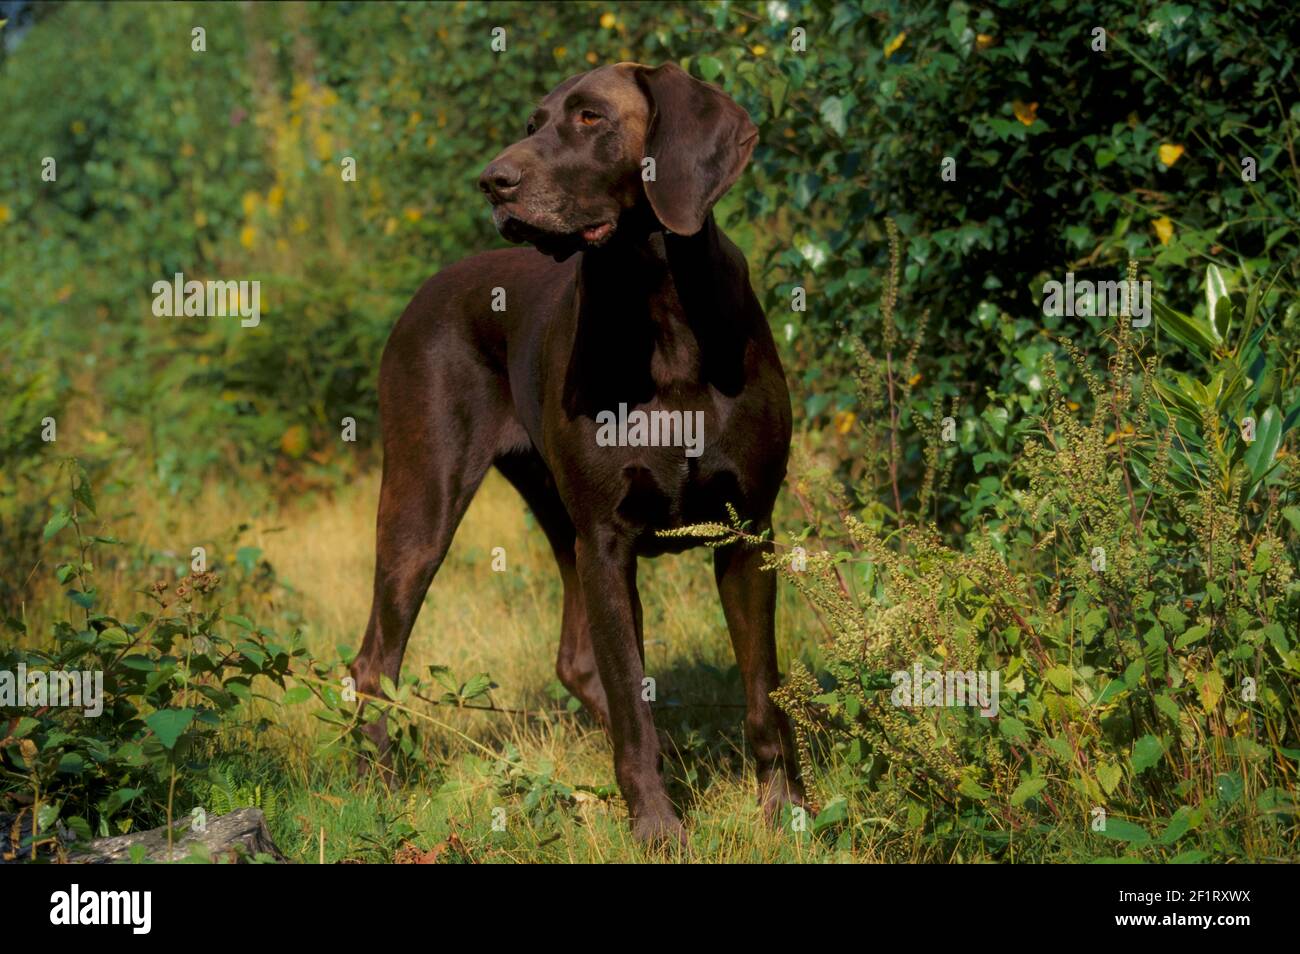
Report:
755,249,1299,861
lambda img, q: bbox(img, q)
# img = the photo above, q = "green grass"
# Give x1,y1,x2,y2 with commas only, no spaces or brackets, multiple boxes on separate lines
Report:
29,467,848,862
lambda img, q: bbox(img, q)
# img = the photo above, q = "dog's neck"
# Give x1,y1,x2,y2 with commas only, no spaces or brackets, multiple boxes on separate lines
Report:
562,210,748,417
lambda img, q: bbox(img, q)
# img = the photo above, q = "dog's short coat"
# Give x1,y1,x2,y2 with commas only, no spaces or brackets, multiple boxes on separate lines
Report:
352,62,805,842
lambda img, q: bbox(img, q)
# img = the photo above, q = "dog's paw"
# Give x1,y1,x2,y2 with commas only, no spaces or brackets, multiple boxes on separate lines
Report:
630,810,688,848
758,767,807,827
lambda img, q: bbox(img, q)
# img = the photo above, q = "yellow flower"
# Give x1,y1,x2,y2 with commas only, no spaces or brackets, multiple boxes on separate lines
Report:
834,410,857,434
751,44,767,56
976,33,995,50
242,191,260,217
0,204,11,225
240,225,257,248
193,210,207,228
267,184,285,213
884,32,907,57
1153,216,1174,246
180,142,195,158
554,45,567,59
1012,99,1039,126
70,120,86,135
384,217,398,236
1158,143,1184,167
586,51,599,64
599,12,616,29
907,372,922,386
404,207,422,222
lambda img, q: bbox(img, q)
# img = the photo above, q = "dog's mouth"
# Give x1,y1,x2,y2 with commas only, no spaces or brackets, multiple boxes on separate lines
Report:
494,208,616,258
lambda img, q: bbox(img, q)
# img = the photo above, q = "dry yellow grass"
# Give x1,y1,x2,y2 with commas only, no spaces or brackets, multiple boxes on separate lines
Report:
19,463,837,861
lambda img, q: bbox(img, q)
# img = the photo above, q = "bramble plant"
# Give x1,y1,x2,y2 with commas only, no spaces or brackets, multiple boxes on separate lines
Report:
0,460,303,859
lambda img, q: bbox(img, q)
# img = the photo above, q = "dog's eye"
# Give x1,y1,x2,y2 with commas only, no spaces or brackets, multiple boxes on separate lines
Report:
577,110,603,127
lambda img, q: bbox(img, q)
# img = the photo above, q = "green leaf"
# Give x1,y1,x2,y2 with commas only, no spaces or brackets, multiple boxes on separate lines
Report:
145,708,196,749
57,752,86,774
1154,299,1218,354
1281,506,1300,533
1204,263,1230,342
1010,777,1047,807
1098,818,1150,844
43,510,71,541
1132,734,1165,773
1215,772,1243,804
282,686,312,705
769,77,788,117
819,96,847,136
1157,806,1195,846
1097,762,1123,795
696,56,723,82
1044,736,1073,762
958,776,991,800
224,614,255,631
998,716,1029,742
812,796,848,833
1044,665,1072,692
1243,405,1282,482
1174,624,1209,649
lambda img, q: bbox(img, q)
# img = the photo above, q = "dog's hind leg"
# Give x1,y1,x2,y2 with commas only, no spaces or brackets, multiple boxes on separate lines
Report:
713,532,807,823
351,319,508,778
495,449,610,729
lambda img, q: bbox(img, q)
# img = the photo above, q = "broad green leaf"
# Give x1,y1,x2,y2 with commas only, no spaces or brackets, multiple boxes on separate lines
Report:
1011,777,1047,806
1132,734,1164,773
819,96,847,136
998,716,1029,742
813,796,848,833
696,56,723,82
1097,762,1123,795
43,510,71,541
1098,818,1150,844
1154,299,1217,354
1174,624,1209,649
1243,405,1282,482
145,708,195,749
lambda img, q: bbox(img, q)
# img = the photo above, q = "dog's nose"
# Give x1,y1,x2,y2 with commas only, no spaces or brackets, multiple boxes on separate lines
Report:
478,160,522,203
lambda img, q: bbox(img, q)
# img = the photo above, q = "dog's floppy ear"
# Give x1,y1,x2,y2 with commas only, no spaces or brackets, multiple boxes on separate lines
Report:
634,62,759,236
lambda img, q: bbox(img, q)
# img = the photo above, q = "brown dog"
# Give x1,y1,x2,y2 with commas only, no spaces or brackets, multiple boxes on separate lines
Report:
351,62,804,843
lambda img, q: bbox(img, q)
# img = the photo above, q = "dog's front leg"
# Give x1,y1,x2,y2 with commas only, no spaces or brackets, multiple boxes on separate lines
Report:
574,528,685,845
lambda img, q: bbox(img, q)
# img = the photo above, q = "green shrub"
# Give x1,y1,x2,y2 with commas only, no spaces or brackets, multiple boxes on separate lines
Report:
0,461,303,858
754,255,1300,861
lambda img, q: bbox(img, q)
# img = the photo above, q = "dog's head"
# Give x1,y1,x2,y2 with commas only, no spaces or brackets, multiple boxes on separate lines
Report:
478,62,758,259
